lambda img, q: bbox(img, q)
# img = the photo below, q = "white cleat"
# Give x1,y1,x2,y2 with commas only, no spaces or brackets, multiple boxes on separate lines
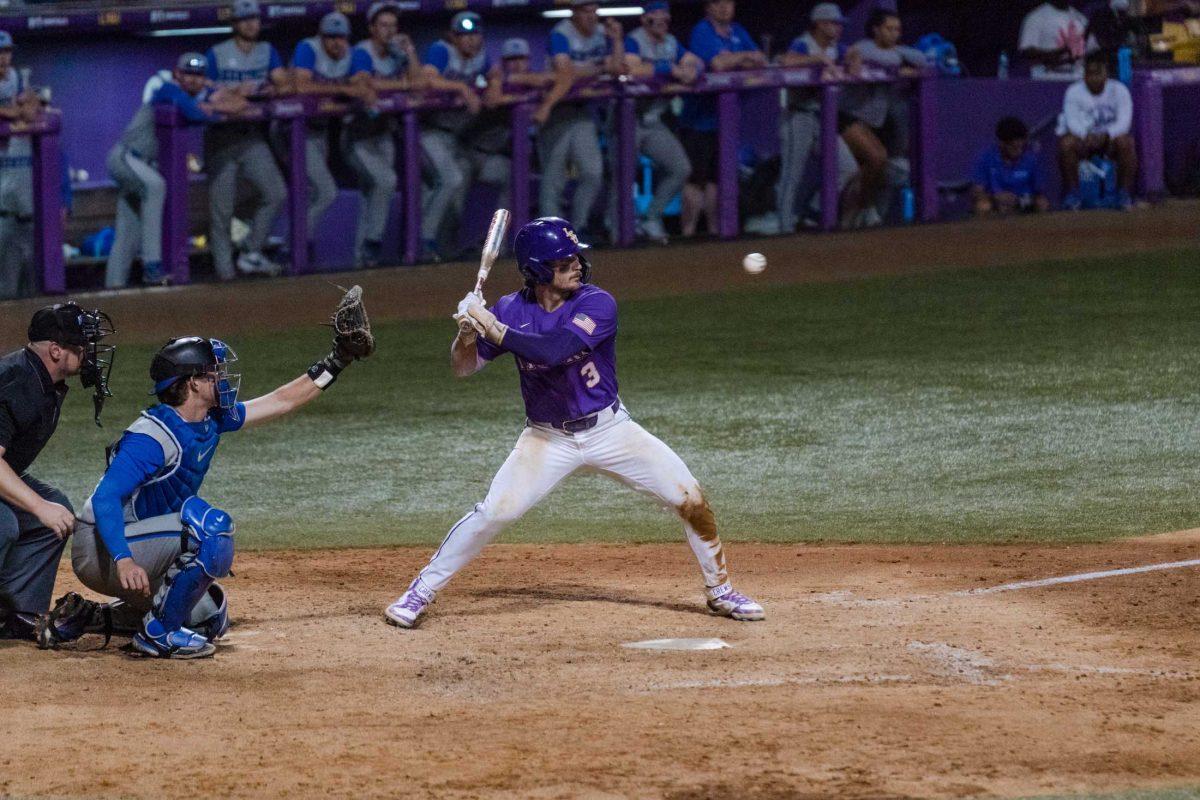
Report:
385,578,435,629
706,583,765,621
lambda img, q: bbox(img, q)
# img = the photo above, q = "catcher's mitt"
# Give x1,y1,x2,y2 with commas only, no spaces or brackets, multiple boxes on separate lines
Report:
331,284,375,361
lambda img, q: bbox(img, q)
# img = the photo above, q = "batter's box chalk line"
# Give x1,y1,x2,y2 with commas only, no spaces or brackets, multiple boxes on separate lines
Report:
803,557,1200,606
622,637,730,651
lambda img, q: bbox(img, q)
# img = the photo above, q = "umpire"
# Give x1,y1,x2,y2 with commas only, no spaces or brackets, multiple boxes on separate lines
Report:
0,303,114,640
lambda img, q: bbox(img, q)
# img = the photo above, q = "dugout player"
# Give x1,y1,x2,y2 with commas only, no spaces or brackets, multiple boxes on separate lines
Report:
39,291,374,658
623,2,700,245
292,12,375,249
204,0,289,280
539,1,628,236
419,11,487,261
776,3,861,233
0,31,40,300
106,53,247,289
678,0,765,237
0,304,114,641
385,217,763,629
346,1,423,267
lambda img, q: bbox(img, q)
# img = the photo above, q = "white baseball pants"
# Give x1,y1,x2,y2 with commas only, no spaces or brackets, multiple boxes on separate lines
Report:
418,403,729,593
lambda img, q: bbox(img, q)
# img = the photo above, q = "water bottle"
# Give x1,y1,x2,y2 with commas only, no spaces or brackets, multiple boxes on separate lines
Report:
1117,46,1133,85
997,51,1009,80
901,186,915,224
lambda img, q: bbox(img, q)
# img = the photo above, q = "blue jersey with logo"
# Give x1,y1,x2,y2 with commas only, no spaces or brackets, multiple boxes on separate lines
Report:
82,402,246,561
476,284,618,425
972,144,1043,197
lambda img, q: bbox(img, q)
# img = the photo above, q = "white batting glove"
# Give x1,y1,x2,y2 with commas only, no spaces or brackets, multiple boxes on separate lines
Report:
465,296,508,345
453,292,485,340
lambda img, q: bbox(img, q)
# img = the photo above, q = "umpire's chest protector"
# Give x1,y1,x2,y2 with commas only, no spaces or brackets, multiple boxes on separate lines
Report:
128,405,223,520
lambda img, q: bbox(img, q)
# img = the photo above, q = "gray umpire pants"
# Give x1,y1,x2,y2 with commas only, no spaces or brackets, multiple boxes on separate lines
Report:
0,137,34,300
345,130,397,256
204,128,287,280
538,115,604,231
305,129,338,236
776,108,859,233
0,475,70,616
636,120,690,224
104,146,166,289
72,512,221,629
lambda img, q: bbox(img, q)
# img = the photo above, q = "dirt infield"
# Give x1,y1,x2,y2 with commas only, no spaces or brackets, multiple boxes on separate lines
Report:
2,200,1198,344
2,532,1197,799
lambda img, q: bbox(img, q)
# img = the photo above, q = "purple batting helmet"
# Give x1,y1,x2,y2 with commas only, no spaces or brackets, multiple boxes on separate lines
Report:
514,217,591,285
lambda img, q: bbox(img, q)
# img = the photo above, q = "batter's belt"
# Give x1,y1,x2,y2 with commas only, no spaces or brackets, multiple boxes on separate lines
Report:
532,398,621,434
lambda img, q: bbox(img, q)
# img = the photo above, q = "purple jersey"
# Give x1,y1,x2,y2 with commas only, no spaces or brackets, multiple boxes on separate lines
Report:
477,284,619,425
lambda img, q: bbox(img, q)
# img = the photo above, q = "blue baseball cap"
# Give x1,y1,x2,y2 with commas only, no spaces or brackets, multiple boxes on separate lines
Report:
0,31,13,50
176,52,208,75
231,0,260,20
644,2,670,12
501,38,530,59
319,11,350,36
451,11,482,34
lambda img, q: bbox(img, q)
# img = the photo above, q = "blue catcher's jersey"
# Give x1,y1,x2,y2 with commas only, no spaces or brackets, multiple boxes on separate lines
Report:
81,402,246,561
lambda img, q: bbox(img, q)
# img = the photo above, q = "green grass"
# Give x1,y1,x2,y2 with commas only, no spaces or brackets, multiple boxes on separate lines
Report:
32,248,1200,550
1017,789,1200,800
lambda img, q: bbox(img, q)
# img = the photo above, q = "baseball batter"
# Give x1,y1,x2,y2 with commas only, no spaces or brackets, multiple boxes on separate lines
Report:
385,217,763,628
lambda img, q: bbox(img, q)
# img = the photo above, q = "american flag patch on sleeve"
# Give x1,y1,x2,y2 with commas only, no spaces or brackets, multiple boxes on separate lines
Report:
572,313,597,336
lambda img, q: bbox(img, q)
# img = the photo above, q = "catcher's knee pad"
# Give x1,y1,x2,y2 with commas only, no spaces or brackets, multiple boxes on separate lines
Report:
189,583,229,641
180,496,235,578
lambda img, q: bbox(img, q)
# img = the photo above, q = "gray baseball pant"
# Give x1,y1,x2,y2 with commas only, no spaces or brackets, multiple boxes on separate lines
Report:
0,476,71,616
104,147,165,289
72,513,222,629
0,138,34,299
204,132,287,280
637,121,690,224
419,128,466,243
776,109,859,232
345,131,397,257
305,130,338,235
538,116,604,231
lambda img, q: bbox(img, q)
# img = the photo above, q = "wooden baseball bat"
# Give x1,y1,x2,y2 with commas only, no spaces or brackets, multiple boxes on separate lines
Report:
474,208,510,295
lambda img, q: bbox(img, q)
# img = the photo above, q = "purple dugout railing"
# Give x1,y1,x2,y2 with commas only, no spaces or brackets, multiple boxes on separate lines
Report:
0,110,65,294
1132,66,1200,199
149,66,938,285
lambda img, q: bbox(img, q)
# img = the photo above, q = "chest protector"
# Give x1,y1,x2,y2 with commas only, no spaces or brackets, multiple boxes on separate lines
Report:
121,405,223,520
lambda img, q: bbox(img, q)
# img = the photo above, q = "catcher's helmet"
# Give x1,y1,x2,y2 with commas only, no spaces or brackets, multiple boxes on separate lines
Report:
150,336,241,417
514,217,591,286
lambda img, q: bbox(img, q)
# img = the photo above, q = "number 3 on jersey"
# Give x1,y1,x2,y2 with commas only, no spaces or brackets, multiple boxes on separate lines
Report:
580,361,600,388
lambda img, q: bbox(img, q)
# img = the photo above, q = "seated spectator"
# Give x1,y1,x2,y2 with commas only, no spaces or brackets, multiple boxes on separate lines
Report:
678,0,765,237
971,116,1050,216
841,9,926,227
1056,53,1136,210
1019,0,1096,81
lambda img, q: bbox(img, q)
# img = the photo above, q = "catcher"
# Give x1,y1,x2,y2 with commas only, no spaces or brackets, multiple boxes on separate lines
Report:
38,288,374,658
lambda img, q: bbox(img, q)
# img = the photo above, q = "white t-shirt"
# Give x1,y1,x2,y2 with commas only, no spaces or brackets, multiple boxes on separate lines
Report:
1056,79,1133,138
1018,3,1097,81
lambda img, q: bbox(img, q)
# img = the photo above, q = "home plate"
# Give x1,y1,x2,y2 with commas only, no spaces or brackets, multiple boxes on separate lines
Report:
622,637,731,651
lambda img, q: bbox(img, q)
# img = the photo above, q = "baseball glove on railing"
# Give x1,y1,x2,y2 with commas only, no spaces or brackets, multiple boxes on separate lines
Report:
307,284,375,390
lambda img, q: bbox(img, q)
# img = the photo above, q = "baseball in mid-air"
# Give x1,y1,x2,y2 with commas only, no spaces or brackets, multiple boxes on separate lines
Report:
742,252,767,274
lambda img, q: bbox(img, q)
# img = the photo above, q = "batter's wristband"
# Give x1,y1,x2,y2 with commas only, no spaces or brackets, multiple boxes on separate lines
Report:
307,352,347,390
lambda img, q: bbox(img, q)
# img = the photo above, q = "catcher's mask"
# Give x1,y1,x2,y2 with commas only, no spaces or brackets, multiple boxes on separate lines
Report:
150,336,241,421
514,217,591,287
27,303,116,426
